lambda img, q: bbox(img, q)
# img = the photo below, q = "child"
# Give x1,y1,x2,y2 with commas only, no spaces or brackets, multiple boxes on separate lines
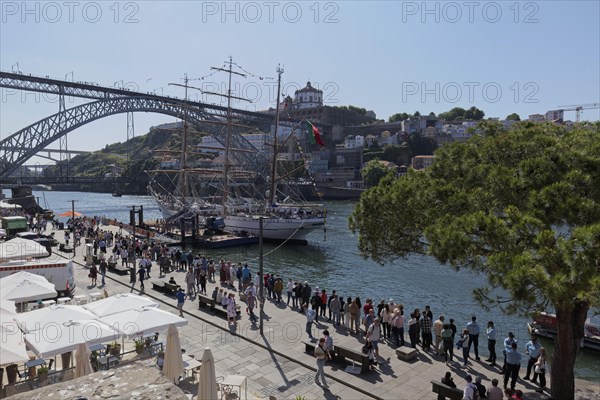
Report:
362,338,377,369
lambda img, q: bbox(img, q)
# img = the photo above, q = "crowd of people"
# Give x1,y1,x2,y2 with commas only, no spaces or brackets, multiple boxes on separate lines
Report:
58,216,549,396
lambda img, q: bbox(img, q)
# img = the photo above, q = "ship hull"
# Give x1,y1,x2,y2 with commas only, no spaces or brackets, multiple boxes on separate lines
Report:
224,215,324,242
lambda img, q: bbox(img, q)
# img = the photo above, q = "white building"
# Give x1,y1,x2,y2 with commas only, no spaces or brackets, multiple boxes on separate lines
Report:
294,81,323,109
344,135,365,149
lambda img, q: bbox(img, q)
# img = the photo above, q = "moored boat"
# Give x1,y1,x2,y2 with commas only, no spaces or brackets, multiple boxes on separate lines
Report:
527,311,600,351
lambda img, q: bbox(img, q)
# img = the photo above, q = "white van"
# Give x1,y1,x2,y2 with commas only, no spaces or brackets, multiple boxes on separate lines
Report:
0,260,76,297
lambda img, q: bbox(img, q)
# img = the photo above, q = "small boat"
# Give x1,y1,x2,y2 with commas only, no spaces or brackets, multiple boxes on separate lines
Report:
112,192,123,197
527,311,600,351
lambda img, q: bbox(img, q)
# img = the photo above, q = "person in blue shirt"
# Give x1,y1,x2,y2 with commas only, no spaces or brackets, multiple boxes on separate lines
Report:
176,288,186,317
466,316,481,360
503,342,522,390
486,320,498,367
523,335,541,382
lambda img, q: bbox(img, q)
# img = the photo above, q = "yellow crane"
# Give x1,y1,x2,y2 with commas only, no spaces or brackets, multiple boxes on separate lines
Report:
557,103,600,122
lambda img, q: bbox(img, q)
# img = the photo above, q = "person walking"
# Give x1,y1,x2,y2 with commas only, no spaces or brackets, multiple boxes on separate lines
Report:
314,338,330,388
246,291,257,324
175,288,186,317
502,332,518,373
466,316,481,361
408,313,418,348
486,320,498,367
391,309,405,347
433,315,445,355
366,318,382,359
137,264,146,291
286,278,294,307
330,295,341,326
99,259,107,286
420,311,433,351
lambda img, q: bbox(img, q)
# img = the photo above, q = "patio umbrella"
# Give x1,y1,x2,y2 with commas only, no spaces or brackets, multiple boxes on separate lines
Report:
163,324,184,384
74,342,93,378
24,319,119,358
0,299,17,318
0,270,49,286
0,277,56,303
0,238,50,261
0,322,29,365
197,347,218,400
99,307,187,338
58,210,82,217
83,293,159,318
15,305,97,333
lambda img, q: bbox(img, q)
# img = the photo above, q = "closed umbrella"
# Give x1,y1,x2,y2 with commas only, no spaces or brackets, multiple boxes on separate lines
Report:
197,347,218,400
74,343,93,378
163,324,184,384
0,322,29,365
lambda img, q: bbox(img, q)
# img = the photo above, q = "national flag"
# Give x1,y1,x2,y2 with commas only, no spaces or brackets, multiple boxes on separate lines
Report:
304,120,325,148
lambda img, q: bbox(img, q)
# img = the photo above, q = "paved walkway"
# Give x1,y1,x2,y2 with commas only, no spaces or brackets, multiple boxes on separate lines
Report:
36,223,600,399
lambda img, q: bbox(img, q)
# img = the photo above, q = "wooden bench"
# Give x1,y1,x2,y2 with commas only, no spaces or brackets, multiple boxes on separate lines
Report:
198,294,215,309
152,281,166,293
334,344,370,373
198,295,240,318
396,346,418,361
302,340,317,353
107,262,129,276
431,380,464,400
163,282,180,296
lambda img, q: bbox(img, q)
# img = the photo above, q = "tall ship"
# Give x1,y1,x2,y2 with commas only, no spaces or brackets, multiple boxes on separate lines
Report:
147,60,326,243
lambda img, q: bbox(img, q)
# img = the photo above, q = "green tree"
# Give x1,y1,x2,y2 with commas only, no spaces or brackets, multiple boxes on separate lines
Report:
414,111,421,116
506,113,521,121
361,159,392,188
388,112,410,122
350,122,600,400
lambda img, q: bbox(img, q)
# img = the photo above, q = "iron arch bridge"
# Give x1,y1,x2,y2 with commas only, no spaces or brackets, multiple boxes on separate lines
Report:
0,96,264,178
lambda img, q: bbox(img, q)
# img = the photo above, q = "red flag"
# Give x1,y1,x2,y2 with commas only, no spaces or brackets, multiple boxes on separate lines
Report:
304,120,325,148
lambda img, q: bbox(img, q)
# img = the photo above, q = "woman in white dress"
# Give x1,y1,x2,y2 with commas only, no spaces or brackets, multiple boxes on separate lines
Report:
227,294,237,325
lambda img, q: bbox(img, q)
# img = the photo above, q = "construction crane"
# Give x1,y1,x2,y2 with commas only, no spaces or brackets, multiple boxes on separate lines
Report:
557,103,600,122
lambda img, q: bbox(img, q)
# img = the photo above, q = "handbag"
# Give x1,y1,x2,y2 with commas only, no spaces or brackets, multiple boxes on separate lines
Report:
534,365,544,374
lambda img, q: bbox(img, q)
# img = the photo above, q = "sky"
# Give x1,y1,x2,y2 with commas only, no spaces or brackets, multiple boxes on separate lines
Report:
1,0,599,162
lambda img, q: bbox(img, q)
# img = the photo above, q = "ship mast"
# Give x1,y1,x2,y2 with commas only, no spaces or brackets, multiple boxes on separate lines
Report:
269,65,284,206
168,74,190,204
209,57,251,216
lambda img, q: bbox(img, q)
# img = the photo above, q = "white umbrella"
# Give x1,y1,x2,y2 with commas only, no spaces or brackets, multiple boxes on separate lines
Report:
163,324,184,384
74,342,93,378
15,305,97,333
0,322,29,365
83,293,159,318
24,319,119,358
0,298,17,318
0,277,56,302
0,237,49,261
0,270,49,286
99,307,187,338
197,347,218,400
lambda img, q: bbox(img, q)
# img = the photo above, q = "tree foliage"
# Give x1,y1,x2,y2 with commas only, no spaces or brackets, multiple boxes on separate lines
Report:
350,122,600,400
506,113,521,121
361,159,393,188
388,112,411,122
438,106,485,121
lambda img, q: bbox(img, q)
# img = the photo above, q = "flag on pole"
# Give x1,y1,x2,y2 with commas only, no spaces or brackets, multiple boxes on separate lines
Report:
304,120,325,148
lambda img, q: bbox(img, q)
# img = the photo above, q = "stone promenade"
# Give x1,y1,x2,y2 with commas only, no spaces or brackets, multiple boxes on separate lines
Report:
41,223,600,399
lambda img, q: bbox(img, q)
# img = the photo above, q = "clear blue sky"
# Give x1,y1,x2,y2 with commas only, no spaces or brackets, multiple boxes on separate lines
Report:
1,1,599,155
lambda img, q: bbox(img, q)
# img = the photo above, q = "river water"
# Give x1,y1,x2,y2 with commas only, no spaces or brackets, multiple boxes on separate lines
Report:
17,190,600,381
